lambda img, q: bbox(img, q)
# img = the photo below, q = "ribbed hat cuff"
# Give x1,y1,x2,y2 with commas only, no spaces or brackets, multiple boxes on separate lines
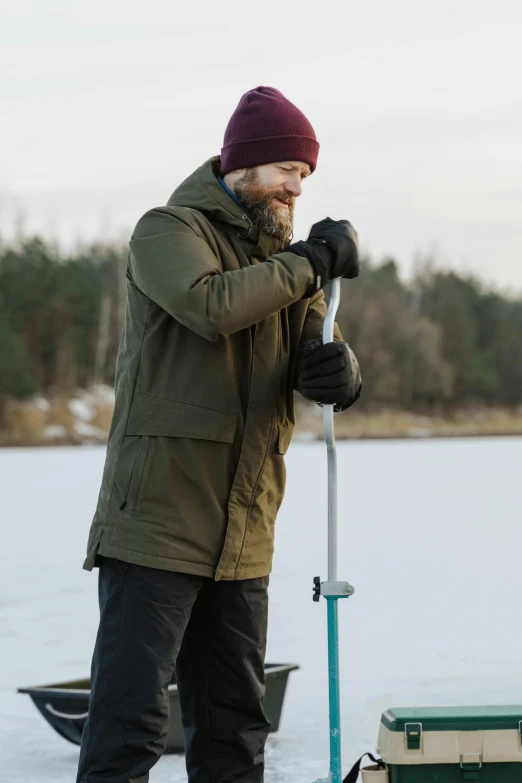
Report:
220,134,319,176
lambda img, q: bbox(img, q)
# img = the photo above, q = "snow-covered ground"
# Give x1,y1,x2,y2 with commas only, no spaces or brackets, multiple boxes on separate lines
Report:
2,437,522,782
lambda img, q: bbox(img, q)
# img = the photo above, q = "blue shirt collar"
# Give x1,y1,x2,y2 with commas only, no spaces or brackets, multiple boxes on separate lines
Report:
217,176,245,209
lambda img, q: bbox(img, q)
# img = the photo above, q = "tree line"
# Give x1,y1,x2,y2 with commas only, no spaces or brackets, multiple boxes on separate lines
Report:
1,236,521,415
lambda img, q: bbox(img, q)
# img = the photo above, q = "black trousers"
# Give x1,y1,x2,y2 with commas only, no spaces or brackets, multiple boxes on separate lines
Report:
76,557,270,783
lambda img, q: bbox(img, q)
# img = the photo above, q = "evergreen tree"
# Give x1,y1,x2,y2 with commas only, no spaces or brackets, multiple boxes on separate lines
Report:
0,294,36,418
0,236,520,412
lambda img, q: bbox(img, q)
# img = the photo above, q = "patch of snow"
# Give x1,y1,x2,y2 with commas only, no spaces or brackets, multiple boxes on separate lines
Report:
407,427,433,438
89,384,115,406
69,398,95,423
33,396,51,412
43,424,67,439
74,422,106,440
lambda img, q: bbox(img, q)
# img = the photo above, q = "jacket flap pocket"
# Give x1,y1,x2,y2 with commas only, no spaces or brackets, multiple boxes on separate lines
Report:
277,423,294,455
126,394,237,443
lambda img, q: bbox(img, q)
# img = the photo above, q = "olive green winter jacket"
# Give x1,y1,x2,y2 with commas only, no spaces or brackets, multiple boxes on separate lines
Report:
83,155,353,580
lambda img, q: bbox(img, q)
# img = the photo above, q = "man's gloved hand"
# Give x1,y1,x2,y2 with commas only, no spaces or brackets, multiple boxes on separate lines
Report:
299,339,362,412
286,217,359,297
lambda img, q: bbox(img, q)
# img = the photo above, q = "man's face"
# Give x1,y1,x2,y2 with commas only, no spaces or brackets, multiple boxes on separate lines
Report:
233,161,311,246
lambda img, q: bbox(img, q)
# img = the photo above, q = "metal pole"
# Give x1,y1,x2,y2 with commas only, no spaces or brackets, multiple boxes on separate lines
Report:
322,277,341,581
322,278,342,783
311,278,353,783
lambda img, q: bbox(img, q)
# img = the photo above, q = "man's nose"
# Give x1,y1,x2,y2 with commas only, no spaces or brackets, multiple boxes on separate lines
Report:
283,174,302,198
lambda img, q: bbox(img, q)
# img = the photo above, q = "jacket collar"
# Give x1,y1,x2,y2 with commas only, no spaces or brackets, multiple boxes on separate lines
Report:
168,156,285,260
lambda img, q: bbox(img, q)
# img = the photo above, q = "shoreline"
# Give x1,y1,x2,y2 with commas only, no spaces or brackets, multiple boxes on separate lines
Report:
2,426,522,449
1,390,521,447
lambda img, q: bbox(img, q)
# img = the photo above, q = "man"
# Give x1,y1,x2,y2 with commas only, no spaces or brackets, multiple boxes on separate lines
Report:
77,86,361,783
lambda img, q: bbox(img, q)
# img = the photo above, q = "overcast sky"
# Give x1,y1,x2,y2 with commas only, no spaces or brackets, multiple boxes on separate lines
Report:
2,0,522,290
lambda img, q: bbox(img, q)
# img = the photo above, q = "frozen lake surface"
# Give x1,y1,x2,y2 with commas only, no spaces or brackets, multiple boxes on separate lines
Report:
2,437,522,782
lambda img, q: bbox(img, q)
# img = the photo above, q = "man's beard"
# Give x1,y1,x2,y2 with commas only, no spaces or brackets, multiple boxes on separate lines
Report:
233,168,295,247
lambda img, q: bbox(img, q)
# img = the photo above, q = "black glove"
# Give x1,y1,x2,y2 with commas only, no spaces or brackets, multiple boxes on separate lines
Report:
286,217,359,297
299,339,362,412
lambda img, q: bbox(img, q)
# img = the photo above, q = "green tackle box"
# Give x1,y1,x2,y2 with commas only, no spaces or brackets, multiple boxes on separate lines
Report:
375,705,522,781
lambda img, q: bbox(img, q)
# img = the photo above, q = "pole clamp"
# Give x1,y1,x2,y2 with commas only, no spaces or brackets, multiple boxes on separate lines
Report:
313,576,355,601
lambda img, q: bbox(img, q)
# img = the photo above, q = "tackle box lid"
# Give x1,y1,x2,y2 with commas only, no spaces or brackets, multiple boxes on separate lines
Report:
378,706,522,765
382,706,522,733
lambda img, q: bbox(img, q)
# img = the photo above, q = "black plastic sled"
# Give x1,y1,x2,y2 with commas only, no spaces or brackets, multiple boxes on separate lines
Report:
18,662,299,752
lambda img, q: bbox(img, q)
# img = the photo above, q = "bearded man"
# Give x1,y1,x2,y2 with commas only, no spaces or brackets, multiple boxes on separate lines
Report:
77,86,361,783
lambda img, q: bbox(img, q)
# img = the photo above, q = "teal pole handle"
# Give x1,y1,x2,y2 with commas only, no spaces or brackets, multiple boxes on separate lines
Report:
327,598,342,783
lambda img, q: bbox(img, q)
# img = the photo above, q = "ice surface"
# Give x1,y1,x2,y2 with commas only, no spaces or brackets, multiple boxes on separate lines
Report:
2,437,522,782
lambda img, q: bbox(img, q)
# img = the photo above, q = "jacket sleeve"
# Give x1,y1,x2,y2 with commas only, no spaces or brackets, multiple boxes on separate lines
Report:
128,207,314,342
294,288,362,411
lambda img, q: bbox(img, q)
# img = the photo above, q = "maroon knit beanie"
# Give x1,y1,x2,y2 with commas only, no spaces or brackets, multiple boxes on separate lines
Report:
220,86,319,176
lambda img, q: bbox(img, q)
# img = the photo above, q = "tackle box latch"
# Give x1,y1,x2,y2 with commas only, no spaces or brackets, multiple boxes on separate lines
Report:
460,753,482,780
404,722,422,750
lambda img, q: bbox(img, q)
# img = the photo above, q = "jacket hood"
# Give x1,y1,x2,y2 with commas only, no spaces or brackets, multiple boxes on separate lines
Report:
168,156,251,233
167,156,286,257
